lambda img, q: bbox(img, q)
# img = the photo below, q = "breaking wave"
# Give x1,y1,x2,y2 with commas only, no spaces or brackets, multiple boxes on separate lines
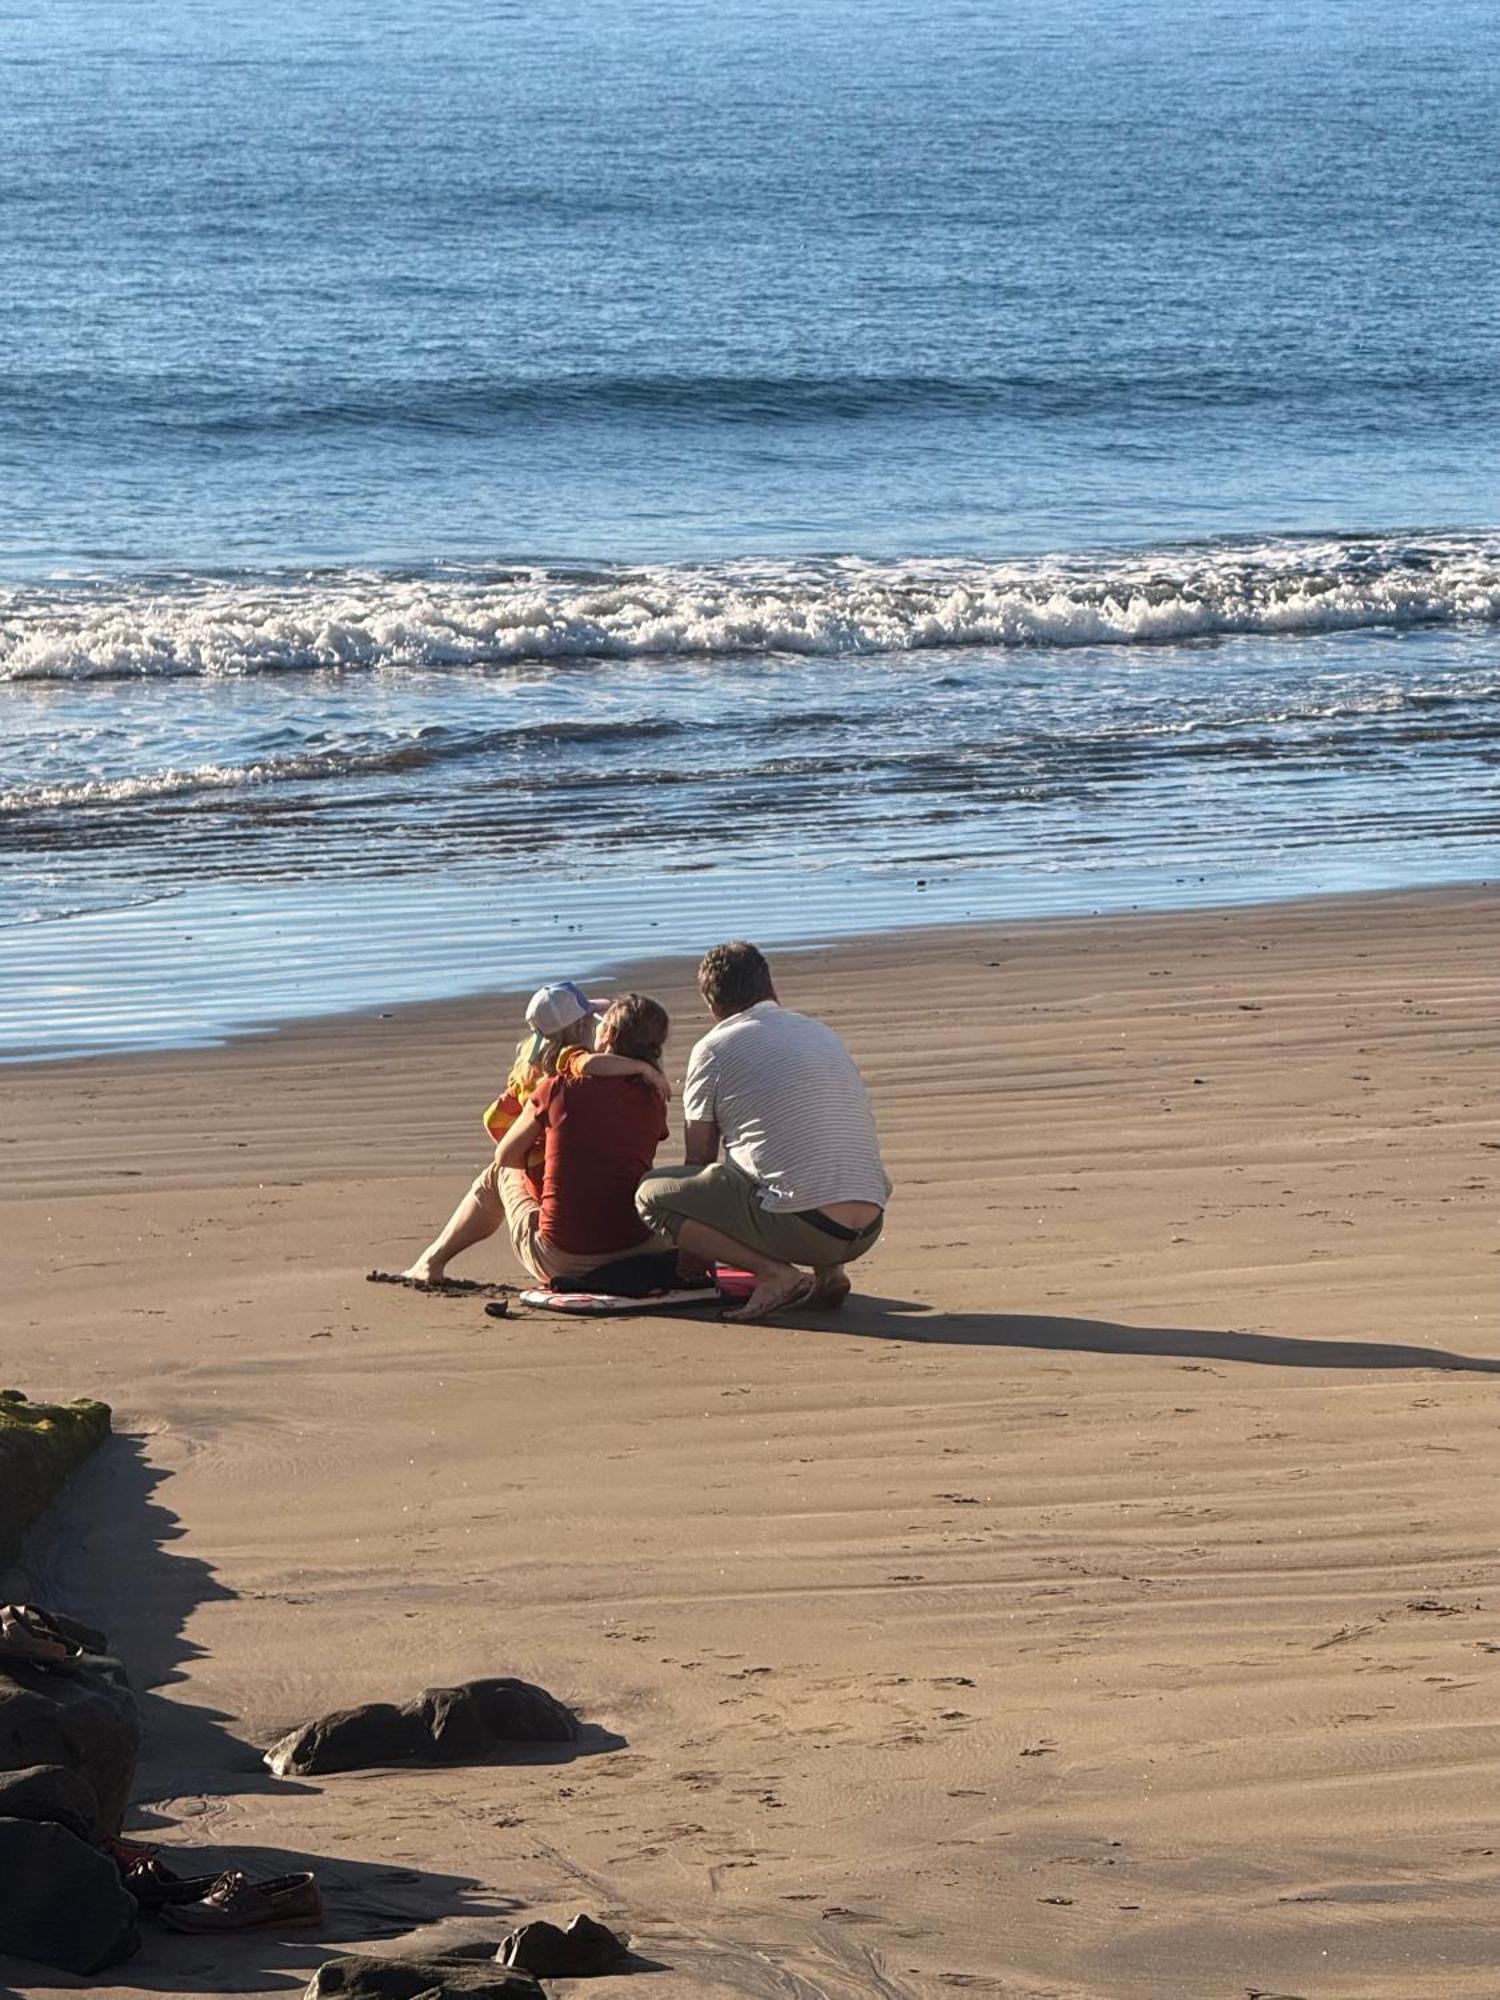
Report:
5,533,1500,683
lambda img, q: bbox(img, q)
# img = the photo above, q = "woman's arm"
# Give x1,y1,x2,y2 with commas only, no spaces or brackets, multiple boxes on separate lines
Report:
496,1101,544,1170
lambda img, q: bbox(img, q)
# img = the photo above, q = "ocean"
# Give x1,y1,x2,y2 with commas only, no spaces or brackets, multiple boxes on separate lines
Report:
2,0,1497,1057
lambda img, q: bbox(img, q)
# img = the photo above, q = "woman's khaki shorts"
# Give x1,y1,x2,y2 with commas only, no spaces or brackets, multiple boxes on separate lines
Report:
635,1160,882,1271
472,1160,670,1285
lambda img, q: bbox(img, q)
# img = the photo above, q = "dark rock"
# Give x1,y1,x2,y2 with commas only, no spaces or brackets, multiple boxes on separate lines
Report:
0,1760,101,1841
416,1679,579,1763
497,1912,631,1976
268,1678,577,1777
0,1391,112,1567
265,1702,428,1777
0,1651,139,1832
0,1815,139,1973
305,1951,541,2000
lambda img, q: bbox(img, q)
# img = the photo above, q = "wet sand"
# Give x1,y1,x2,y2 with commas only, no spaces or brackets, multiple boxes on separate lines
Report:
3,884,1498,1998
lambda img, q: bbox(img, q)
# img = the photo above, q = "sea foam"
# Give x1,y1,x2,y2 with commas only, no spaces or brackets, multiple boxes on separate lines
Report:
4,536,1500,683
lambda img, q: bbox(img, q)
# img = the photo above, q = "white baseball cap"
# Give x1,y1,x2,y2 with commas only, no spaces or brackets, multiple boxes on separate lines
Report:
525,979,606,1037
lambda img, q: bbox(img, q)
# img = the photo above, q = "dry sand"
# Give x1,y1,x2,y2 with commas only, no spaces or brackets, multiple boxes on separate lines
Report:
2,885,1498,1999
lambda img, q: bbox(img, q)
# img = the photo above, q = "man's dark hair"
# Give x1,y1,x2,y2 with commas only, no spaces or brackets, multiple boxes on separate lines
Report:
599,993,668,1065
698,941,774,1017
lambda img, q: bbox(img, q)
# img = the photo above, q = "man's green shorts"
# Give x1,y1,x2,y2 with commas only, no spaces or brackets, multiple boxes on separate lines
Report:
635,1159,883,1270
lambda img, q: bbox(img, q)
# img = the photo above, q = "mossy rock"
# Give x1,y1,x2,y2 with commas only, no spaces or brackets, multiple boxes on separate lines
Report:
0,1392,112,1567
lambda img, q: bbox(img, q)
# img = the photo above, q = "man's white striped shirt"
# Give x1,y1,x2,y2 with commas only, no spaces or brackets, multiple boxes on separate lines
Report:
682,1001,891,1213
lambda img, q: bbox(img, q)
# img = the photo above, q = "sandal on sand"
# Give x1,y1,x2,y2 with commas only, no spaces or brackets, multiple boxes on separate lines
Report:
723,1274,816,1325
0,1603,82,1666
160,1870,322,1933
806,1273,852,1311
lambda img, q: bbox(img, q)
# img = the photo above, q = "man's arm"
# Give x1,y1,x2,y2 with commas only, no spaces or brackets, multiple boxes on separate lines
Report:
684,1118,720,1167
496,1101,543,1170
680,1040,718,1166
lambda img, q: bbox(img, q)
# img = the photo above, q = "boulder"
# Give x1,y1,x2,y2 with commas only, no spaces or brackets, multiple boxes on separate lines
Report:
0,1651,140,1833
0,1760,101,1841
497,1912,631,1976
415,1679,579,1763
0,1390,111,1567
306,1951,541,2000
268,1677,577,1777
0,1815,139,1973
265,1701,428,1777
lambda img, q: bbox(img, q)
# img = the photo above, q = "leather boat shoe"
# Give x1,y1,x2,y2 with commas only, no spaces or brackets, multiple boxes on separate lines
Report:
160,1870,322,1932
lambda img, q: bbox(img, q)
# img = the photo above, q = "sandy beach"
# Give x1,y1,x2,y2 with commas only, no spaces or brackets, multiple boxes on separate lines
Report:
3,883,1498,1999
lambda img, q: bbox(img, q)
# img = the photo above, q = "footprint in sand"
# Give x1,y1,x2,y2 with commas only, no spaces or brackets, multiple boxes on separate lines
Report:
672,1770,722,1791
707,1858,759,1892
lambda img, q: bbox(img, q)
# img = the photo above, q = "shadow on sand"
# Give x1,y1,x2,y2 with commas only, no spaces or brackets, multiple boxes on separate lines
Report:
779,1295,1500,1373
20,1432,282,1803
8,1435,621,1992
26,1434,624,1790
0,1839,521,1994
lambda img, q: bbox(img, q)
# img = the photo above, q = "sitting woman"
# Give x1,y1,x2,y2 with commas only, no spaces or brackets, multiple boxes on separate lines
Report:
406,993,676,1287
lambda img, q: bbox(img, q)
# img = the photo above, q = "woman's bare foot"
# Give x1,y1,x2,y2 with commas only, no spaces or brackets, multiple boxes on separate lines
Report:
807,1268,851,1310
401,1257,445,1286
724,1267,815,1324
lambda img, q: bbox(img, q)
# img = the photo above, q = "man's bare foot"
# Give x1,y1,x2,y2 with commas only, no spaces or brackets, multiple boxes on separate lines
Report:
400,1258,444,1286
724,1268,815,1324
807,1269,851,1310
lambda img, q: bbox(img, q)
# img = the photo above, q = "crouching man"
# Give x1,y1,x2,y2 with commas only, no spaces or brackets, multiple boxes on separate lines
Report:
635,940,890,1323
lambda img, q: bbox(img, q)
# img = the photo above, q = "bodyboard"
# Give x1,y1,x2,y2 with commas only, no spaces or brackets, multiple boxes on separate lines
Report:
517,1285,720,1316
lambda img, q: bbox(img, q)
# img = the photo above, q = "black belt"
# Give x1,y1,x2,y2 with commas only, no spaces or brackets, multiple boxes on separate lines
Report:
802,1207,881,1243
